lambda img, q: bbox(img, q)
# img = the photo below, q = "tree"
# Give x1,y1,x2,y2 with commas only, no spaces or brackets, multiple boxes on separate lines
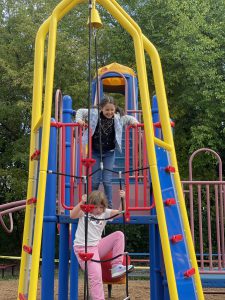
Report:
129,0,225,178
0,0,224,254
0,0,59,253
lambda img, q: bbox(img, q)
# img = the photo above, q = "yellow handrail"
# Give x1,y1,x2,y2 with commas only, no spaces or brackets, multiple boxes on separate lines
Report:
143,36,204,300
33,115,43,132
154,137,172,151
17,17,50,300
104,2,179,299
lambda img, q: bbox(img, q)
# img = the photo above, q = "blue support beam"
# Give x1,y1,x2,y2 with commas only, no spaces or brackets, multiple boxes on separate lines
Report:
42,123,57,300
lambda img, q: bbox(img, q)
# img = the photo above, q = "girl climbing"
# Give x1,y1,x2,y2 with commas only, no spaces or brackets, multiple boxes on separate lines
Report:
70,189,134,300
76,95,139,208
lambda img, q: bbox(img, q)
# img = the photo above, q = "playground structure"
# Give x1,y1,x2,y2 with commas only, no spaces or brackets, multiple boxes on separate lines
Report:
0,0,218,299
1,143,225,290
1,146,224,284
18,1,203,299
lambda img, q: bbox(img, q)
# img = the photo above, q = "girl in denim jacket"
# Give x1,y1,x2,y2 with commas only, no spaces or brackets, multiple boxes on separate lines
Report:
76,96,139,208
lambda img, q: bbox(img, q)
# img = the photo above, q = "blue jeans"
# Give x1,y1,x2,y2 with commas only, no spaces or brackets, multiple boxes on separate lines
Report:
91,150,115,208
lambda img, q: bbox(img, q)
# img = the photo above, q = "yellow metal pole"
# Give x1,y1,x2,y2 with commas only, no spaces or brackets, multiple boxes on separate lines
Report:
143,37,204,300
107,2,204,299
142,37,173,144
154,137,172,152
33,115,43,133
17,18,50,299
27,15,57,300
27,1,85,298
98,1,179,299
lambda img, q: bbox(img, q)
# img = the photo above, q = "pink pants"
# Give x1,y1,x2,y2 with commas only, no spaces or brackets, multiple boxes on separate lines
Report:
74,231,124,300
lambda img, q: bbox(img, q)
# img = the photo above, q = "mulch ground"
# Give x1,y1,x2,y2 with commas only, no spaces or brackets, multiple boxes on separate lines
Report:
0,277,224,299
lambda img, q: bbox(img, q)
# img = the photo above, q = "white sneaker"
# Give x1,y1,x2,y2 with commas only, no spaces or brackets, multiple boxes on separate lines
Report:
111,264,134,278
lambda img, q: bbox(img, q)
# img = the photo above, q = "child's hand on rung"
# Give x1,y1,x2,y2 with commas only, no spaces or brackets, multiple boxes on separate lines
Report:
81,194,87,203
77,120,86,126
119,190,125,198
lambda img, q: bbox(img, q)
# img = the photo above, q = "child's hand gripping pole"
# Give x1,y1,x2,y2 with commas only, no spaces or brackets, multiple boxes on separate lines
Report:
119,171,130,221
120,190,125,213
119,171,125,213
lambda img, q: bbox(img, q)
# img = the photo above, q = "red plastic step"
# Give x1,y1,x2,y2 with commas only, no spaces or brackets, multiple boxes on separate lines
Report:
165,165,176,173
23,245,32,254
78,252,94,261
184,267,195,278
164,198,176,206
27,197,37,205
170,234,183,243
18,293,28,300
30,150,40,160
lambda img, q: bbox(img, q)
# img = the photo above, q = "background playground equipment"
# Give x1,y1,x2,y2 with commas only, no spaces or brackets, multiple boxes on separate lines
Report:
15,0,224,299
0,200,26,234
182,148,225,288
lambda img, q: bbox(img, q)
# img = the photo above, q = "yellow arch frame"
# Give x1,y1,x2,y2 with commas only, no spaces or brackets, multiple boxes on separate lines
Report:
18,1,204,299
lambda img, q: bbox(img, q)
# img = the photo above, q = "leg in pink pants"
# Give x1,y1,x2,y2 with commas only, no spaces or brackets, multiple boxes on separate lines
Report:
74,231,124,300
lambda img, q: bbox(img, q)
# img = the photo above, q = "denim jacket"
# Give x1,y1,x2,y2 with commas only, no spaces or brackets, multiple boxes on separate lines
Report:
75,108,138,153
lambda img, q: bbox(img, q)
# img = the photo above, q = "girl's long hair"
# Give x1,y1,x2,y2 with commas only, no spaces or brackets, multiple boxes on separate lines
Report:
88,191,107,209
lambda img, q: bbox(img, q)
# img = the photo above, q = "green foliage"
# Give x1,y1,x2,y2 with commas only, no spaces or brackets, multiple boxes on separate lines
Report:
0,0,224,255
134,0,225,178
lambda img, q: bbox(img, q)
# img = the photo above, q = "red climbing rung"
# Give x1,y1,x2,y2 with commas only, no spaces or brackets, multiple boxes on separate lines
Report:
30,150,40,160
81,158,96,167
164,198,176,206
170,234,183,243
50,121,63,128
80,204,95,213
19,293,28,300
78,252,94,261
154,122,162,128
27,197,37,205
184,268,195,277
23,245,32,254
165,165,176,173
154,121,175,128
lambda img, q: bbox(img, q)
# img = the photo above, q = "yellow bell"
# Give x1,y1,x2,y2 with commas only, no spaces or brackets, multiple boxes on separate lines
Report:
87,7,103,29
